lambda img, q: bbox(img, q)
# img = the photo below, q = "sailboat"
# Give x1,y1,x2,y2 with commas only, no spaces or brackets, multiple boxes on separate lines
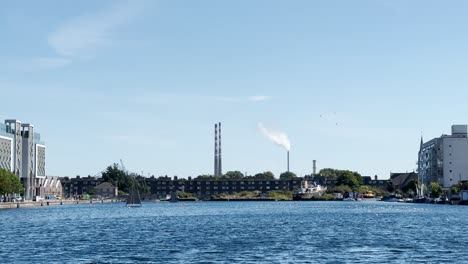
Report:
127,175,142,207
414,181,426,203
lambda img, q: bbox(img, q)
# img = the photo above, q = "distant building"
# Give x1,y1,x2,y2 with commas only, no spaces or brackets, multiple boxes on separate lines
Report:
42,176,63,198
60,176,101,198
418,125,468,189
389,172,418,191
95,182,118,198
0,119,46,200
145,176,303,200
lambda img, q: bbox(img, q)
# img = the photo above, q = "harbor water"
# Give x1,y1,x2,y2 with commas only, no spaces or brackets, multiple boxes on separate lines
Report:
1,201,467,263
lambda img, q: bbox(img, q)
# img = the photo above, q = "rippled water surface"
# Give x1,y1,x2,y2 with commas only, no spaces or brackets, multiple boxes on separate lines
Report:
1,201,467,263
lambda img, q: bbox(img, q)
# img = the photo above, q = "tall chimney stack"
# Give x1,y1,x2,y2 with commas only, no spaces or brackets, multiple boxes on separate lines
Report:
287,151,290,172
313,160,316,175
214,123,218,176
218,122,222,176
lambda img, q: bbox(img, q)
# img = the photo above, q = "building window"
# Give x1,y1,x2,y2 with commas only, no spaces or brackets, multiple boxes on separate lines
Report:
450,170,452,173
449,145,452,147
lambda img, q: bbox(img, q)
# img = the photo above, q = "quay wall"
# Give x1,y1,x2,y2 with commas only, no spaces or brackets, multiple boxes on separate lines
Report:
0,199,120,210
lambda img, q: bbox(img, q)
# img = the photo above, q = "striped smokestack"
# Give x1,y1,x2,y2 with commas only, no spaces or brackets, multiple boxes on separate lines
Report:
218,122,222,176
313,160,316,175
214,123,218,176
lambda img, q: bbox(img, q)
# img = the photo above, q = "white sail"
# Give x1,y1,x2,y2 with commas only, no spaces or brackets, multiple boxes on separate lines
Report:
127,175,142,207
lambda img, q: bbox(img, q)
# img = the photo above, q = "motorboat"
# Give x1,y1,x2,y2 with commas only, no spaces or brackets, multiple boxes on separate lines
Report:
292,180,327,200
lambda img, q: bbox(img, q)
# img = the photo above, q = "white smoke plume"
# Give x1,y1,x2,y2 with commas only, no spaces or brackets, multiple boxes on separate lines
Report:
258,122,291,151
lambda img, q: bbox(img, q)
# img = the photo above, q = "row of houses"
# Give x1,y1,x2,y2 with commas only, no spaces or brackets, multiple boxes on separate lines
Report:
59,176,118,199
58,174,402,200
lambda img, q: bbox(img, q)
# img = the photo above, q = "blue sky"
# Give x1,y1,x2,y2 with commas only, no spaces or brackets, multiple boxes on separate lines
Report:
2,0,468,179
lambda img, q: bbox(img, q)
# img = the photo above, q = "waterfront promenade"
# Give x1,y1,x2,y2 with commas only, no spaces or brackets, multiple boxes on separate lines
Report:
0,199,120,210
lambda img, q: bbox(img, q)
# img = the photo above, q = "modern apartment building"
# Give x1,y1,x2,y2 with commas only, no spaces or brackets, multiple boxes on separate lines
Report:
0,119,46,199
145,176,304,199
418,125,468,189
60,176,101,198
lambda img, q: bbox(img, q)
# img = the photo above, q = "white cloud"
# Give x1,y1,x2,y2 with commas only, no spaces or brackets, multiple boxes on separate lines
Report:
48,1,144,58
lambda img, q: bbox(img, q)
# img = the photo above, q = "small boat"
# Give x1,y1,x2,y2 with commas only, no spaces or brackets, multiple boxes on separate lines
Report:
342,191,357,201
384,195,398,202
292,180,327,200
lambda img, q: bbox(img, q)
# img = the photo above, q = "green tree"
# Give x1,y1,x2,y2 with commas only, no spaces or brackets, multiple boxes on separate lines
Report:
430,182,443,198
279,171,297,180
336,171,363,189
263,171,275,179
195,174,213,180
101,164,149,194
319,168,340,179
224,171,244,179
328,185,352,194
319,168,363,189
0,168,23,195
450,184,461,195
102,163,128,191
251,171,275,180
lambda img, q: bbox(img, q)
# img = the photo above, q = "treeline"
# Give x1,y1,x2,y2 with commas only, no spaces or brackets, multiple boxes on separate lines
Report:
194,171,298,181
315,168,388,195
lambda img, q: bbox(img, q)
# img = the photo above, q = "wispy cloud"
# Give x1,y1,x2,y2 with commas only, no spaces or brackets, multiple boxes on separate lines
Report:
48,1,144,58
9,1,144,71
248,95,272,102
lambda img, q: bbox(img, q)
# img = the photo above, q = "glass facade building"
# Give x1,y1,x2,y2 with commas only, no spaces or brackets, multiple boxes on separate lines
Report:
0,120,46,199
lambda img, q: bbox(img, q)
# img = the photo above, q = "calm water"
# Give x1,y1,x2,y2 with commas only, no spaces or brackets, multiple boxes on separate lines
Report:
1,201,467,263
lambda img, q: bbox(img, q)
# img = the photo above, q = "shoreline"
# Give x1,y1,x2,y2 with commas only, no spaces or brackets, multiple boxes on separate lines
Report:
1,198,461,210
0,199,121,210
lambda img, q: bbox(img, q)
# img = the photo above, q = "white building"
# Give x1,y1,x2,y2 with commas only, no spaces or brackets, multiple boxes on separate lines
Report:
418,125,468,189
0,119,46,199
